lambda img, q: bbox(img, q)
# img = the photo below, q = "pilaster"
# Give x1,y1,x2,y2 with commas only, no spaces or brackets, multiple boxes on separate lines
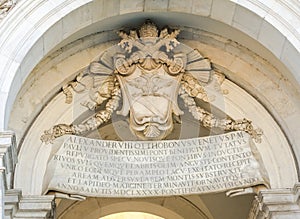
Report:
0,131,55,219
0,131,17,218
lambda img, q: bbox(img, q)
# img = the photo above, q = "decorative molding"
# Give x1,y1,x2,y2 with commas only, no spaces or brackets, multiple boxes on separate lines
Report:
5,190,55,219
4,189,21,219
249,183,300,219
0,131,17,191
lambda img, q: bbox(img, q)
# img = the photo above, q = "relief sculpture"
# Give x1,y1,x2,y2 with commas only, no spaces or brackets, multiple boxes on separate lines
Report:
0,0,16,21
41,20,262,143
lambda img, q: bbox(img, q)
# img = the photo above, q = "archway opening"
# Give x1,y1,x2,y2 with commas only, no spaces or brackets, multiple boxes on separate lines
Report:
100,212,164,219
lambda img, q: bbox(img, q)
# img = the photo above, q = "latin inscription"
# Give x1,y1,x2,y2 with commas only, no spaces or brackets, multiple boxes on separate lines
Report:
44,131,266,197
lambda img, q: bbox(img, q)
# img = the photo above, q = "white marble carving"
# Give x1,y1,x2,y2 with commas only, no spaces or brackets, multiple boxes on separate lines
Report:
43,131,268,198
41,21,262,142
0,0,16,21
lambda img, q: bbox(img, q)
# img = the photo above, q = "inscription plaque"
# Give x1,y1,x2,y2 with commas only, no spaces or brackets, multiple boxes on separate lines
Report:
43,131,268,197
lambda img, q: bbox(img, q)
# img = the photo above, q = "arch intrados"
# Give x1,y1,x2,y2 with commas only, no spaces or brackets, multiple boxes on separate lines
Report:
86,201,184,219
56,197,213,219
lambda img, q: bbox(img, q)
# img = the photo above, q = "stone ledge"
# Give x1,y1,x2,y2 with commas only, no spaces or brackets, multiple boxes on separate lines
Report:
5,190,55,219
249,183,300,219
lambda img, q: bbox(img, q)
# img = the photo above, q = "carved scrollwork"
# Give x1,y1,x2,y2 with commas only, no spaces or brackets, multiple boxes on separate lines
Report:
72,83,121,135
181,73,210,102
40,124,75,144
179,86,263,143
114,54,136,75
41,82,121,143
0,0,16,21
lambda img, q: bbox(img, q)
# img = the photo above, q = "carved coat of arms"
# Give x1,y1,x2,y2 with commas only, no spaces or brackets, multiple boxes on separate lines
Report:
41,21,262,143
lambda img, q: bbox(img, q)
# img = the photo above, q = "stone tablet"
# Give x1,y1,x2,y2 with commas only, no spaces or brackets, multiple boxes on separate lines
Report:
43,131,268,198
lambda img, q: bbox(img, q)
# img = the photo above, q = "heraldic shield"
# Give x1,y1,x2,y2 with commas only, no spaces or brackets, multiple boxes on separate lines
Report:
41,20,262,143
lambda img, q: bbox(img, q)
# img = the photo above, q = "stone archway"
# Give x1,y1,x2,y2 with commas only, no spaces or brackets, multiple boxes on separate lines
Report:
11,27,297,195
7,25,297,219
1,1,300,219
